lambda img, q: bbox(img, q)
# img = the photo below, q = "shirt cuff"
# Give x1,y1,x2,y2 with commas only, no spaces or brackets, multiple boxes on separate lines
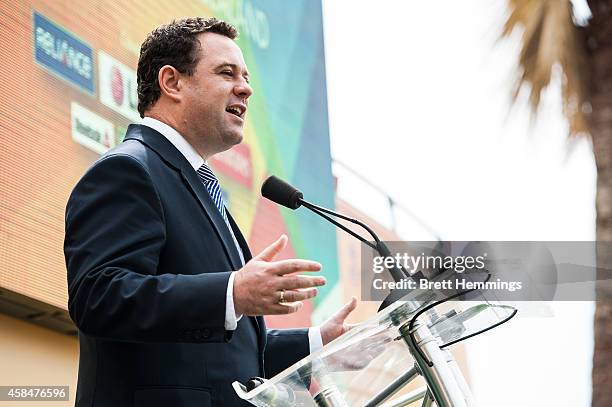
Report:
225,271,243,330
308,326,323,353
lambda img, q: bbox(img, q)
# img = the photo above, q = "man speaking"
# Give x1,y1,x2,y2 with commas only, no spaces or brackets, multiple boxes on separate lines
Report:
64,17,356,407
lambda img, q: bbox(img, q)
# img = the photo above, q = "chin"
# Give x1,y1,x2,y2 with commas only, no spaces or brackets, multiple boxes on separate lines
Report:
217,135,243,153
227,132,244,146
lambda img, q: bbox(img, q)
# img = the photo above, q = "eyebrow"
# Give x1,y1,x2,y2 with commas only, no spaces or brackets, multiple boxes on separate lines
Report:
216,63,250,79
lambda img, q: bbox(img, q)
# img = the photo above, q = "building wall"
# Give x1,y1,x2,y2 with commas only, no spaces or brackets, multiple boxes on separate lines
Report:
0,313,77,407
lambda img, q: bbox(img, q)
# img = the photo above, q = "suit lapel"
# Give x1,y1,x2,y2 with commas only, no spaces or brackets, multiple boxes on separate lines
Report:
227,212,266,348
124,124,243,271
227,212,252,262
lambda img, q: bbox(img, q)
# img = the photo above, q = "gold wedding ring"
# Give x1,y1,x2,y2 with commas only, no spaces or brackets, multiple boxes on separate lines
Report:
279,289,286,303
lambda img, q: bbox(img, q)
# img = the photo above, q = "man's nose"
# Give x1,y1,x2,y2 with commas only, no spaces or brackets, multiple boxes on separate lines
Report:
234,80,253,99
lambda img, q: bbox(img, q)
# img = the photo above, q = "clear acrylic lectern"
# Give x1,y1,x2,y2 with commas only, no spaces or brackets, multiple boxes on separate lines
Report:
234,296,516,407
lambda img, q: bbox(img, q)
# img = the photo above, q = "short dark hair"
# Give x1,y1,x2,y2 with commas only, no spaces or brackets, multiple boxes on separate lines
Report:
137,17,238,117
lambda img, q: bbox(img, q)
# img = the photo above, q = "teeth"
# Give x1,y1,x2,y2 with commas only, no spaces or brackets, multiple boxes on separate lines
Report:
227,106,242,116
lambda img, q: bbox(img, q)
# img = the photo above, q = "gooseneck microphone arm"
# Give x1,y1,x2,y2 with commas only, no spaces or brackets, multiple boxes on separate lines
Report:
298,200,380,243
297,199,378,248
261,175,409,284
297,198,407,283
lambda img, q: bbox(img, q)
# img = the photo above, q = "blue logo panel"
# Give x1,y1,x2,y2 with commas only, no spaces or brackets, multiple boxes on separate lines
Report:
33,12,94,94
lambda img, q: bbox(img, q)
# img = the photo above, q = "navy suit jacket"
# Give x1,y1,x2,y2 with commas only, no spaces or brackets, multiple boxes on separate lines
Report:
64,124,310,406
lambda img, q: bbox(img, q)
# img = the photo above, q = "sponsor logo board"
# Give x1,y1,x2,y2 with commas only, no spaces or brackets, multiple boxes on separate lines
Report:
71,102,115,154
33,11,94,94
98,51,139,121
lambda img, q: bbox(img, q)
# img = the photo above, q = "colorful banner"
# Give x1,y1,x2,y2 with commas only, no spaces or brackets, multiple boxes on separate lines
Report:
0,0,338,326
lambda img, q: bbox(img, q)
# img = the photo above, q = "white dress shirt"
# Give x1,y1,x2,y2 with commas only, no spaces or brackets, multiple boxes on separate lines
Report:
139,117,322,353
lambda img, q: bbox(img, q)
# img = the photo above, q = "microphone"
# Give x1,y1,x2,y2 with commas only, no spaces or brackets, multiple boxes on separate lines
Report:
261,175,303,209
261,175,412,309
261,176,380,249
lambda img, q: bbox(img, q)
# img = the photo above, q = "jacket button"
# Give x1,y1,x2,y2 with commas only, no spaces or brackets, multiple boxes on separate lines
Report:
202,328,211,339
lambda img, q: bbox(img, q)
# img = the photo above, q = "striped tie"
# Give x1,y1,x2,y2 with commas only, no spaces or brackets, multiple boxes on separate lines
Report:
196,163,228,222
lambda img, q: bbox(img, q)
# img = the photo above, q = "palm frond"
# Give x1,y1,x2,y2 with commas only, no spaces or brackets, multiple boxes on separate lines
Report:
503,0,590,136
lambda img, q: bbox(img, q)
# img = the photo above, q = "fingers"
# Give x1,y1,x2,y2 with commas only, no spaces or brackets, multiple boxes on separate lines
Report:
278,275,326,290
280,288,318,303
254,235,288,261
332,296,357,322
239,240,326,316
270,259,321,275
258,288,318,315
270,301,303,315
345,323,358,332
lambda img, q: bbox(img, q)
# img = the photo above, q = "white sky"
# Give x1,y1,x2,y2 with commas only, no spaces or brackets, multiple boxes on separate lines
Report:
323,1,595,406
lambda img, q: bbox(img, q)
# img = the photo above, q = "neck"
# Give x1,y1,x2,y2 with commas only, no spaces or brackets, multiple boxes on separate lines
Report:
144,111,215,160
145,111,182,135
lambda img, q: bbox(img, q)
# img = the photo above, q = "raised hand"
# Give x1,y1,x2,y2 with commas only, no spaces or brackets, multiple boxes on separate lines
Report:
320,297,358,345
233,235,326,315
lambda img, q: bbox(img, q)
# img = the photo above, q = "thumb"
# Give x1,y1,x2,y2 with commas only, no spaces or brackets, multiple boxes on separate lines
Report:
332,296,357,323
254,235,288,262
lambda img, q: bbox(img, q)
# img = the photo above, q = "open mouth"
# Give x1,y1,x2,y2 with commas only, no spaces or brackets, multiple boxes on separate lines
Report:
226,104,246,120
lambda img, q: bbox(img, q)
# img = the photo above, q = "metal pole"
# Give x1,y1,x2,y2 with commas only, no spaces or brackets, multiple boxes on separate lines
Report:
363,366,420,407
380,386,428,407
399,321,467,407
313,384,350,407
444,350,474,406
421,391,434,407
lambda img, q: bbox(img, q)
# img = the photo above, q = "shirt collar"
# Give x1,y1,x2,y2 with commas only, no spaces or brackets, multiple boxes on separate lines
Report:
140,117,204,170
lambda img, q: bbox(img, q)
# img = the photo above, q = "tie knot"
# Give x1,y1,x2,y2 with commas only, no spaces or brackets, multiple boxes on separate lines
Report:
197,163,218,184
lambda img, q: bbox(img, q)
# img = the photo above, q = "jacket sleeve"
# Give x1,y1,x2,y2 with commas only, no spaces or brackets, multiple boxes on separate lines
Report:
264,328,310,379
65,153,231,343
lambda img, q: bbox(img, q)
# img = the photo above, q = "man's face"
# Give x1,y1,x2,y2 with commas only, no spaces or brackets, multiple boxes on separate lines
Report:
181,33,252,156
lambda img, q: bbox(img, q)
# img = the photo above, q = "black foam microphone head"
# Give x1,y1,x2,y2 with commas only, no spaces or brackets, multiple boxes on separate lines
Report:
261,176,303,209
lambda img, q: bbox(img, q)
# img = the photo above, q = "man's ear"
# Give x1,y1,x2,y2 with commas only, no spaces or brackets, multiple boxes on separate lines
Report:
157,65,183,103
